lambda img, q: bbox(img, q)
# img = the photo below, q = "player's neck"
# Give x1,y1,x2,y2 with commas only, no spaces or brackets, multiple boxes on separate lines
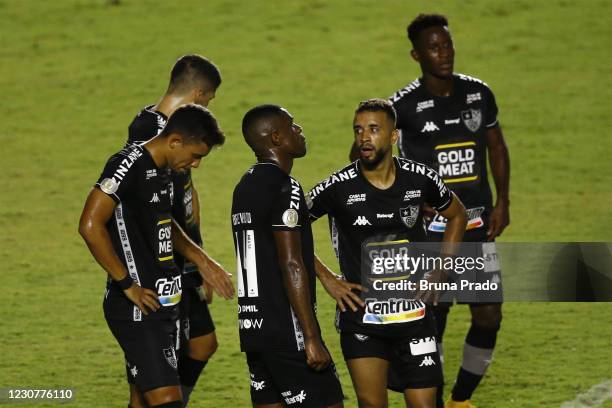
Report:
257,155,293,175
154,93,193,117
360,156,396,190
422,73,454,97
143,137,168,169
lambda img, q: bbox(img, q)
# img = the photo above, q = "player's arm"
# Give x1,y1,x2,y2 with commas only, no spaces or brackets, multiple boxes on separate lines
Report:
171,219,234,299
315,255,366,312
485,125,510,240
274,230,331,371
78,188,160,315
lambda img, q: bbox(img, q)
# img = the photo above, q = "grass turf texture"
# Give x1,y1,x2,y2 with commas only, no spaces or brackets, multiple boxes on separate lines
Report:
1,0,611,406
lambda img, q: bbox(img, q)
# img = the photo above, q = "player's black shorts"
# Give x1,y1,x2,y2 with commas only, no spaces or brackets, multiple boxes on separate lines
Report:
180,285,215,344
340,318,443,390
246,350,344,407
107,318,180,392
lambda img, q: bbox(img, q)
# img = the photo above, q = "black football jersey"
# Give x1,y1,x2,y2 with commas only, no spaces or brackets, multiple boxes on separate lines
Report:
127,106,203,288
390,74,498,238
231,163,317,352
308,157,452,335
95,144,180,321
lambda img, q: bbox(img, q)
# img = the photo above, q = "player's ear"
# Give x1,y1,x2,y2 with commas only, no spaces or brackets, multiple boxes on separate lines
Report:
168,133,183,149
410,48,420,63
391,129,400,145
270,129,282,146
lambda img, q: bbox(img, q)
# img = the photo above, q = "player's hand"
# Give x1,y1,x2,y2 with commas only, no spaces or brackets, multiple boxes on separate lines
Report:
415,269,447,306
199,258,234,300
123,283,160,315
421,203,437,221
304,336,331,371
320,273,366,312
487,202,510,241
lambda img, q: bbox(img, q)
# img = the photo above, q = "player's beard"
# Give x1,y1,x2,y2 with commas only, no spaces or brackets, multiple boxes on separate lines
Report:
360,145,390,170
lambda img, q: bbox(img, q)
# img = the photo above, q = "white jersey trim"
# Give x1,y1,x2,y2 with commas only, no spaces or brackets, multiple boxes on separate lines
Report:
290,307,305,351
114,203,143,321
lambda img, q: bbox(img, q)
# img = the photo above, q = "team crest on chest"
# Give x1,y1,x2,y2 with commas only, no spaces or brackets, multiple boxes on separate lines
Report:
399,205,419,228
461,108,482,132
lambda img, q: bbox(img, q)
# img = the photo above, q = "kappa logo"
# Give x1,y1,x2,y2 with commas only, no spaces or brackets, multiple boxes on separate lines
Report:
421,121,440,133
416,99,434,112
163,348,177,369
283,390,307,405
419,356,436,367
150,193,160,203
353,216,371,226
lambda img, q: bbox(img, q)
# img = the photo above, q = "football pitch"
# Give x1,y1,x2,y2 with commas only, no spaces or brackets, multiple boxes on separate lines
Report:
1,0,611,407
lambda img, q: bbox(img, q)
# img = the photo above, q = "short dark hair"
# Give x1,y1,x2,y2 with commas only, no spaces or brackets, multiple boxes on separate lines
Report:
241,104,285,147
160,104,225,147
407,14,449,46
355,99,397,127
168,54,222,93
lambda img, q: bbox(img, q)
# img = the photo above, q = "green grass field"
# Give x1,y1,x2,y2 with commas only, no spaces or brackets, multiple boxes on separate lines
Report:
1,0,611,406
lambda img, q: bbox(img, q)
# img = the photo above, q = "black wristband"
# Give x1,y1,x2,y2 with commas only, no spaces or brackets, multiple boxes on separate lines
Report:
116,274,134,290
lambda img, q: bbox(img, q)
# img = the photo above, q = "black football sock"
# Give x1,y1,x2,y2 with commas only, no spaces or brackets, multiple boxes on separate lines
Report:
178,355,207,407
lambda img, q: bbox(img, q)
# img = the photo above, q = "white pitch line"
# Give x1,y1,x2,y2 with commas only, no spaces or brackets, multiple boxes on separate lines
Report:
560,380,612,408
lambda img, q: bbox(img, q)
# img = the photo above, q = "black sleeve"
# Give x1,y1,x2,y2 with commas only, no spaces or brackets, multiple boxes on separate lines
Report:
483,85,499,128
94,155,138,203
270,177,307,231
423,166,453,212
307,175,337,221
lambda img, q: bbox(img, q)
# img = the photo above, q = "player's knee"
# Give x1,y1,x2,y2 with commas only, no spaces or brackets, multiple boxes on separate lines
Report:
188,333,218,361
471,305,502,331
355,393,387,408
150,401,182,408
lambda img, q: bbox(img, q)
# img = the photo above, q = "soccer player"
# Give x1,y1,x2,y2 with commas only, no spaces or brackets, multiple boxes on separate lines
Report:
79,104,234,408
310,99,467,408
126,54,221,407
388,14,510,408
231,105,344,408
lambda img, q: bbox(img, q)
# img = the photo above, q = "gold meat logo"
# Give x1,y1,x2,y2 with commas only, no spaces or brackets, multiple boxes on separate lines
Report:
435,141,478,184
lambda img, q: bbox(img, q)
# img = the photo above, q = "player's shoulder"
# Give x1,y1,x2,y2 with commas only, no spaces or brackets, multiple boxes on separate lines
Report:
396,156,443,183
454,73,493,92
388,78,423,105
106,143,147,168
310,161,360,198
127,105,167,144
238,162,291,189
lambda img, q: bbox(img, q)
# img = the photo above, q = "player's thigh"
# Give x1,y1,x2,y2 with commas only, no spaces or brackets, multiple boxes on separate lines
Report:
128,384,146,408
143,385,182,406
346,357,389,408
181,287,216,360
403,387,436,408
187,331,217,361
469,303,502,329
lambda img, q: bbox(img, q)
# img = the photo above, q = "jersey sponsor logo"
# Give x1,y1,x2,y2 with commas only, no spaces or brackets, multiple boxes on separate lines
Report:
363,298,426,324
239,318,263,330
310,168,358,199
398,160,448,197
155,275,182,306
466,92,482,104
157,218,173,262
421,121,439,133
282,390,307,405
353,216,371,226
400,206,419,228
289,178,301,210
435,141,478,184
163,347,177,369
238,304,259,313
416,99,434,112
461,108,482,132
419,356,436,367
109,148,143,188
444,118,461,125
346,193,366,205
99,178,119,194
389,79,421,102
232,212,252,226
145,169,157,180
354,333,369,342
404,189,421,201
410,336,437,356
428,206,485,232
149,193,160,203
377,213,394,219
282,208,299,228
250,378,266,391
